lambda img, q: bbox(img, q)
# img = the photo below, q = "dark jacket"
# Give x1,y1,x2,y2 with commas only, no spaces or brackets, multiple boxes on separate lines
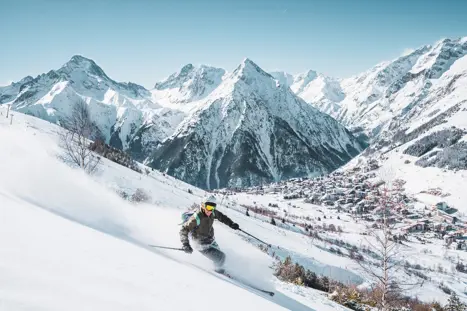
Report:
180,209,235,246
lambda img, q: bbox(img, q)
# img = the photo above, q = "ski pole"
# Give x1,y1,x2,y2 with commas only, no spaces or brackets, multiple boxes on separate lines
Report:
148,245,184,251
240,229,272,248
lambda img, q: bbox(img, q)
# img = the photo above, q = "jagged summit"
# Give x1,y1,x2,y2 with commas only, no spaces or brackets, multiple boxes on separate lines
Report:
58,55,110,80
295,69,318,82
17,76,34,85
151,63,226,104
269,71,294,88
233,58,271,79
69,54,95,64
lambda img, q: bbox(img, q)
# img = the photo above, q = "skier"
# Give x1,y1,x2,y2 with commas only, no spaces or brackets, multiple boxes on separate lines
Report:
180,195,240,272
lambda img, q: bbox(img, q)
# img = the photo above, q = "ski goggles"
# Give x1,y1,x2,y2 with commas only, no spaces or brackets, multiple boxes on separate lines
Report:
204,203,217,211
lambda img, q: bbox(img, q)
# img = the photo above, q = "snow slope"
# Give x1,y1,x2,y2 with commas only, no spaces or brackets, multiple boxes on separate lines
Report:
0,106,351,311
216,185,467,305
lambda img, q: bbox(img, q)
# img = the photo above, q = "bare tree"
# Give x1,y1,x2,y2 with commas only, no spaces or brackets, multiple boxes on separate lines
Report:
58,99,102,173
353,168,421,310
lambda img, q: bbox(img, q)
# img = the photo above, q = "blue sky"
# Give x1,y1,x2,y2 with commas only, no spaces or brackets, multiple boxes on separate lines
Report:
1,0,466,88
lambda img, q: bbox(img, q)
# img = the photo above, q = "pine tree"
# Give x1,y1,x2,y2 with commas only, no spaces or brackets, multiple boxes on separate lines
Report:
320,276,330,292
445,292,466,311
270,217,276,225
246,209,250,217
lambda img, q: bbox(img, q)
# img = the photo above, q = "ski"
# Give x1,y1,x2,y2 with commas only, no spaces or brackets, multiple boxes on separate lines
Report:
215,270,275,297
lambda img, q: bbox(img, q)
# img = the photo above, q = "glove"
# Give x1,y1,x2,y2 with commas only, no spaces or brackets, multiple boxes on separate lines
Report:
230,223,240,230
182,243,193,254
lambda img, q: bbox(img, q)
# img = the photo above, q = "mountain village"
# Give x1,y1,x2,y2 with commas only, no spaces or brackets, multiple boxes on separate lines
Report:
216,155,467,252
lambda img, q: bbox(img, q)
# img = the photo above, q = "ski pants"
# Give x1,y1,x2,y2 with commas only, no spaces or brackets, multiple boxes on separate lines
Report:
198,242,226,268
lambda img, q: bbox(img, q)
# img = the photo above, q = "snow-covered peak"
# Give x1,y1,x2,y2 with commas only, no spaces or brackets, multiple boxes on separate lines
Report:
152,63,226,104
410,37,467,78
16,75,34,85
271,69,345,116
343,45,430,92
44,55,150,99
0,76,35,104
292,69,318,88
154,63,195,90
269,71,294,87
232,58,272,80
154,63,225,90
59,55,110,80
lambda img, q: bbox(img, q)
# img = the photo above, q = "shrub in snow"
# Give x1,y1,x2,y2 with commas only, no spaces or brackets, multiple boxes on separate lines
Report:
130,188,151,203
274,256,333,292
411,270,429,281
403,128,464,157
445,292,466,311
270,217,276,225
116,189,129,200
89,139,142,173
456,262,466,273
439,282,452,295
330,285,370,311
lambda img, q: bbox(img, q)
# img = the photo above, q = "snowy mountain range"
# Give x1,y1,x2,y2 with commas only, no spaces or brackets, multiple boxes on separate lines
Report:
2,36,466,188
279,37,467,140
275,37,467,175
0,56,364,189
0,55,184,162
149,59,364,189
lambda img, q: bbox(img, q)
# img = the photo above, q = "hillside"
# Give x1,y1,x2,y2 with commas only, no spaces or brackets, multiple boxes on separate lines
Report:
0,106,353,311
